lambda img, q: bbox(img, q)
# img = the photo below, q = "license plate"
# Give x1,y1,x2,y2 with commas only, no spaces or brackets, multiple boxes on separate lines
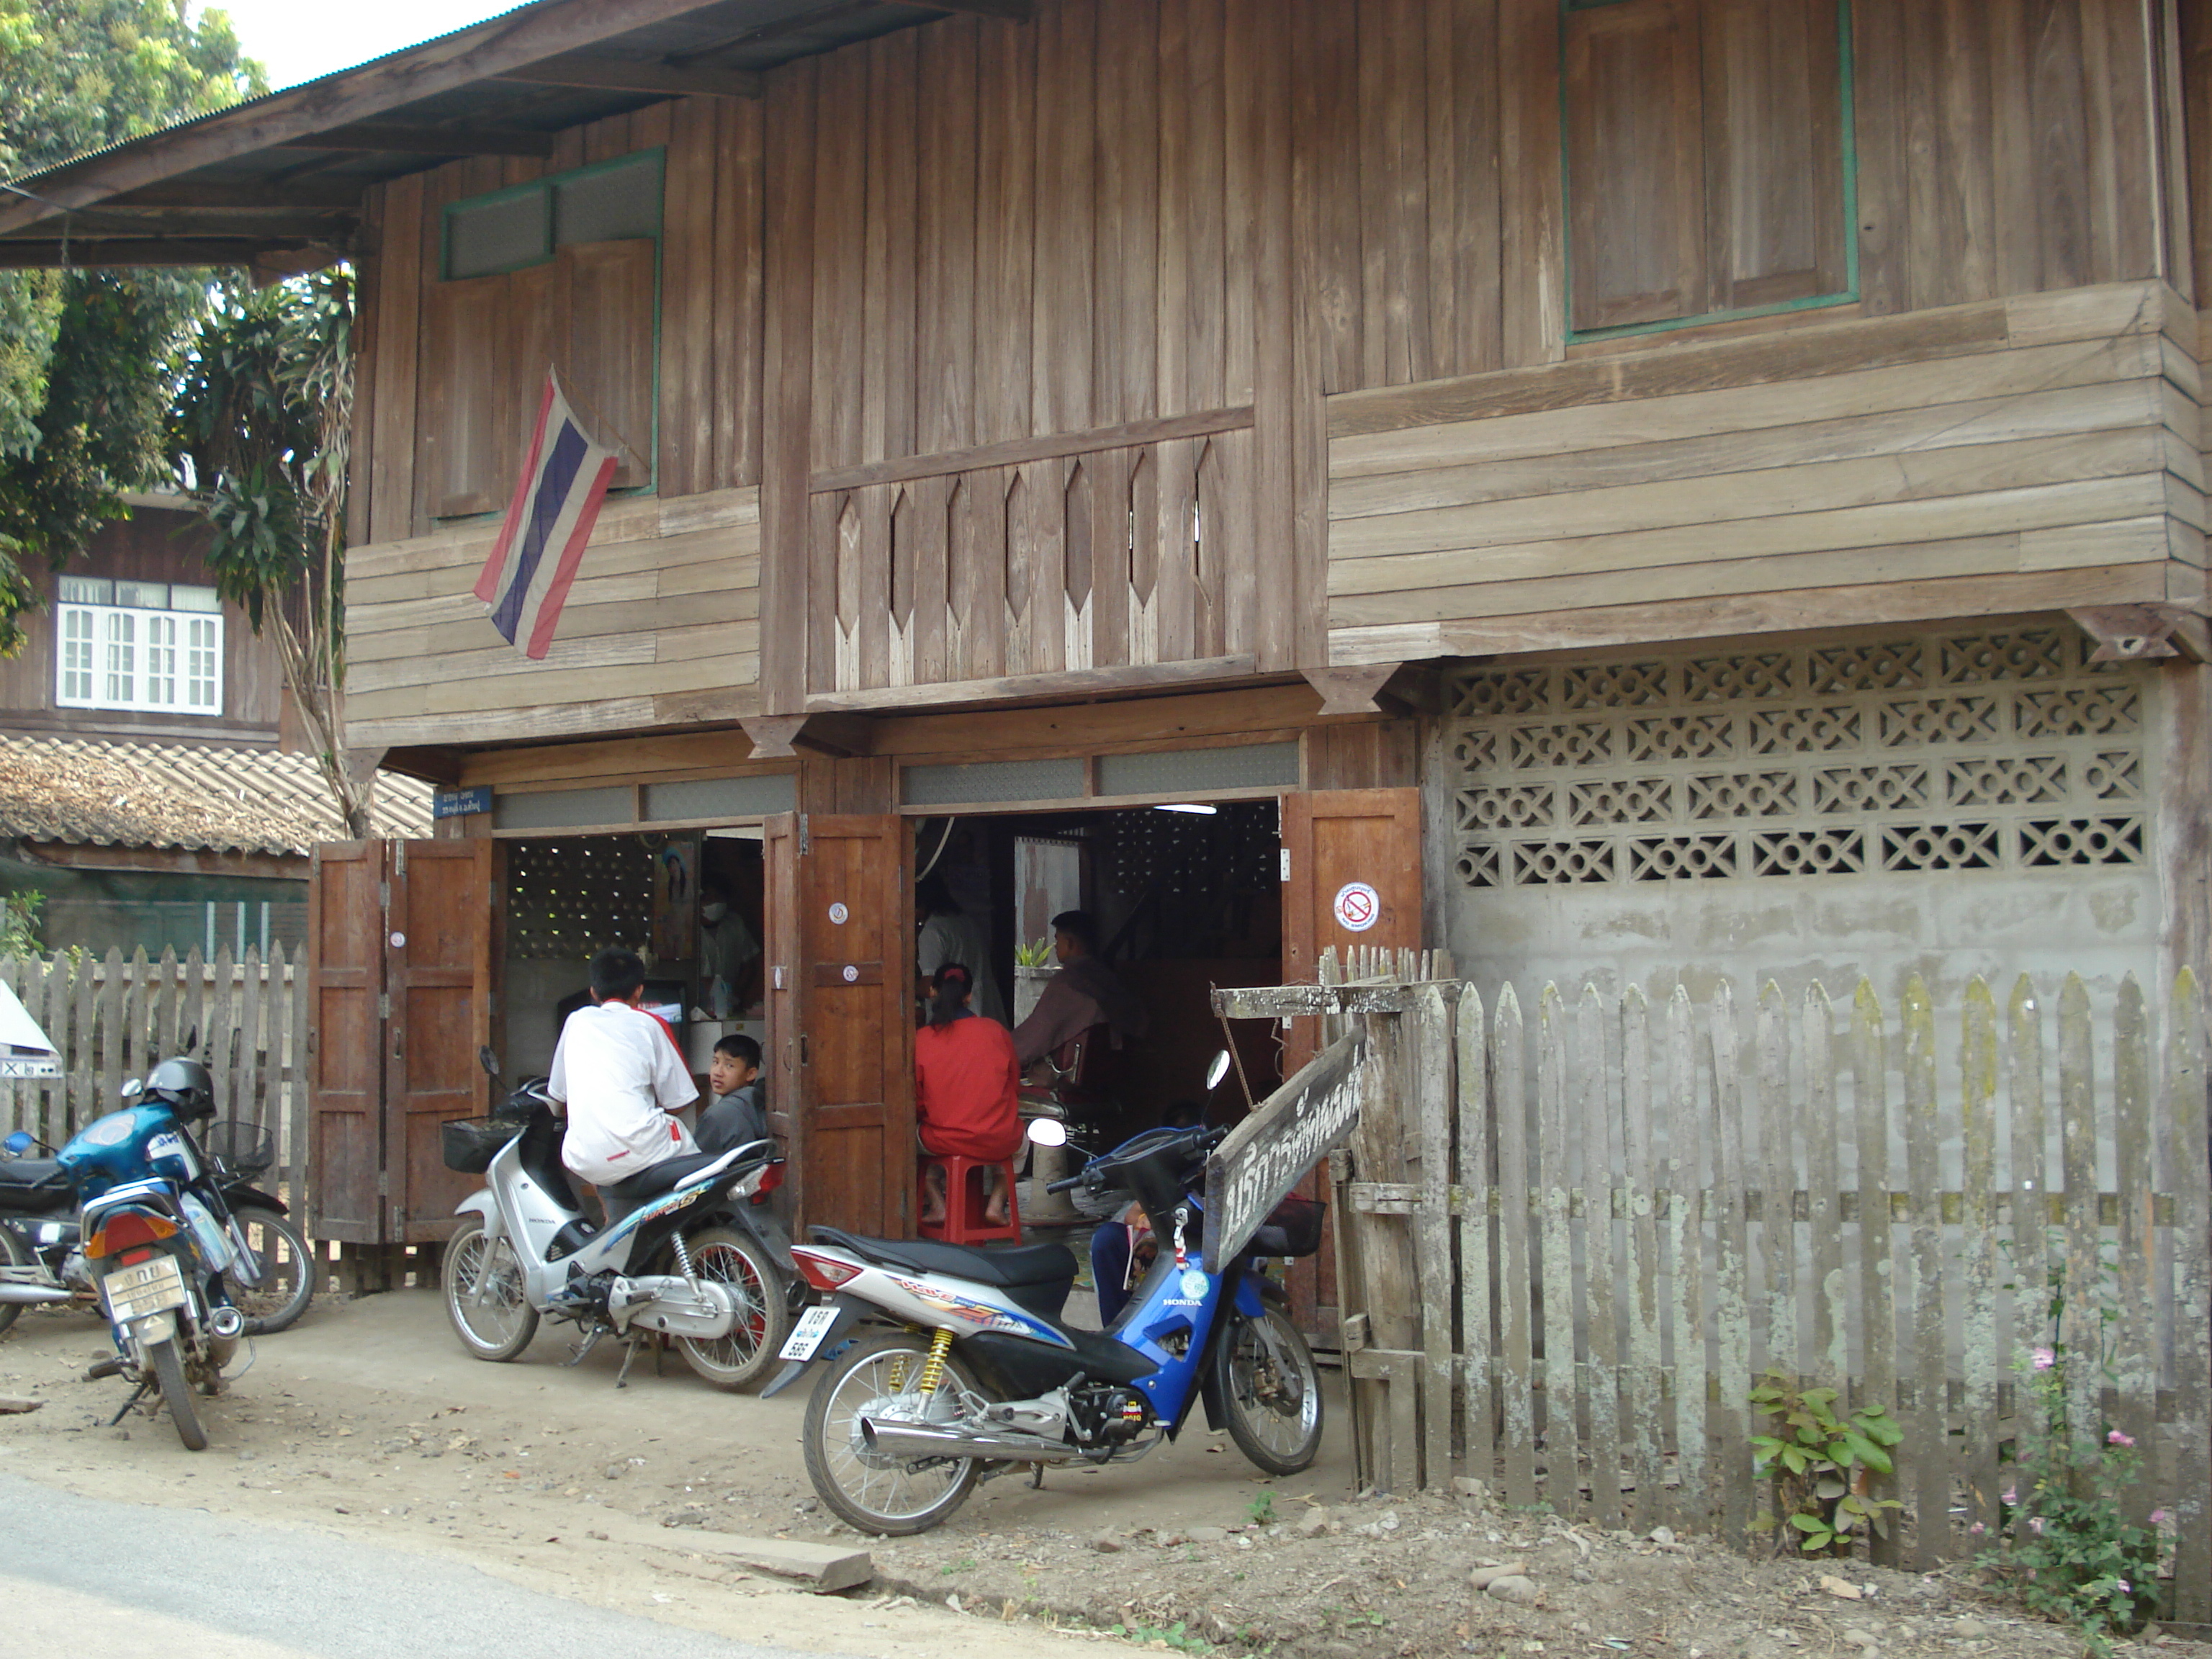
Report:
100,1255,187,1322
778,1305,840,1362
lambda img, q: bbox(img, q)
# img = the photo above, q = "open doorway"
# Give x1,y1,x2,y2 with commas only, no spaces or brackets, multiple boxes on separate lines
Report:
913,800,1286,1150
496,827,767,1089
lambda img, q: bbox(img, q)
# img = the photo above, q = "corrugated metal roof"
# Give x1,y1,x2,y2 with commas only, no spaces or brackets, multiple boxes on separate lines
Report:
0,736,435,856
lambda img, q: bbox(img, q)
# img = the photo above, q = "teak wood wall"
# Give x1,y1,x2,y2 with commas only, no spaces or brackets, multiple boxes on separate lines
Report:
341,0,2205,750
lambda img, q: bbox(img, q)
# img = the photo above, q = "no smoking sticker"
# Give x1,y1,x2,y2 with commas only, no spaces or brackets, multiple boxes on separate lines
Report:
1332,881,1380,933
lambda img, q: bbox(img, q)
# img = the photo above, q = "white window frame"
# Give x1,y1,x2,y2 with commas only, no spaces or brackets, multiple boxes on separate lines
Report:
55,603,225,716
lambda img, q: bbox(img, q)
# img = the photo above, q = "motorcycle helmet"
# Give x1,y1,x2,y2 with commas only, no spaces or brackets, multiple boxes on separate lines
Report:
144,1056,216,1121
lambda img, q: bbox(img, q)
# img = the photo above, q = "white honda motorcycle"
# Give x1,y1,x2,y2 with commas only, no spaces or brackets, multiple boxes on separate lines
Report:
440,1051,796,1390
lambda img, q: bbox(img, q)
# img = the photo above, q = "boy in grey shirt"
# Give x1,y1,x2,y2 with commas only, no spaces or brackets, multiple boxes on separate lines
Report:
698,1032,767,1154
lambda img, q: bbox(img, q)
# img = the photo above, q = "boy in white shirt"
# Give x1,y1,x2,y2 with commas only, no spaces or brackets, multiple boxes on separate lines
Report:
549,948,699,1191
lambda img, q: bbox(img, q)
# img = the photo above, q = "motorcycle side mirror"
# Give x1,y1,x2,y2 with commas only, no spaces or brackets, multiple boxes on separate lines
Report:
122,1076,143,1097
478,1045,499,1077
1205,1049,1233,1094
2,1130,30,1156
1025,1118,1068,1148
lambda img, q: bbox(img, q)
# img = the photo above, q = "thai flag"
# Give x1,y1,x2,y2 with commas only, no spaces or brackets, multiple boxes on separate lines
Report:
472,374,619,660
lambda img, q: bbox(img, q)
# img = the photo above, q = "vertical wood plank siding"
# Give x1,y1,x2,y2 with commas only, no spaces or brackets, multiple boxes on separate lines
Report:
338,0,2200,732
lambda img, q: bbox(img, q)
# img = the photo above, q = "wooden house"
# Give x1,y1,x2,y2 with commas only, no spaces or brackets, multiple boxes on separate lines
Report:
9,0,2208,1274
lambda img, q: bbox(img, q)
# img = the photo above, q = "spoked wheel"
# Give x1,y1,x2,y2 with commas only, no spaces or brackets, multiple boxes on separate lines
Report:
0,1224,30,1339
1214,1302,1323,1475
676,1226,790,1391
148,1336,208,1451
230,1207,314,1336
802,1330,984,1535
441,1216,539,1361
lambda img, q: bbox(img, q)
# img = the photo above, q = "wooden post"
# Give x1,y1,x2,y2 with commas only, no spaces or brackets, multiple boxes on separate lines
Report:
1803,984,1845,1394
1852,979,1899,1568
1902,974,1948,1570
1455,982,1494,1496
1537,983,1578,1518
1495,983,1536,1509
2109,976,2156,1514
1578,981,1621,1527
2165,969,2209,1622
1415,983,1455,1492
1619,986,1663,1532
1664,984,1705,1532
1707,982,1749,1549
1958,977,2002,1537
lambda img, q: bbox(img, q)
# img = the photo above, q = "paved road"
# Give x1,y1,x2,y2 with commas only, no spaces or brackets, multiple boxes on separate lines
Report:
0,1473,873,1659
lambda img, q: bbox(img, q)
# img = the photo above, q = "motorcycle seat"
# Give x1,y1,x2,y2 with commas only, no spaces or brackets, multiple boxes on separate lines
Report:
809,1227,1076,1292
0,1157,72,1213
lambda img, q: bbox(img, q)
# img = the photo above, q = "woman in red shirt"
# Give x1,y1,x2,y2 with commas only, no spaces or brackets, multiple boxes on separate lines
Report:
914,963,1022,1226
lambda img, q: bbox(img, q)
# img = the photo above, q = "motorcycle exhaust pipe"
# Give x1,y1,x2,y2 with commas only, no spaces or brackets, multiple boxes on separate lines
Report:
858,1416,1066,1465
0,1285,72,1304
207,1305,246,1340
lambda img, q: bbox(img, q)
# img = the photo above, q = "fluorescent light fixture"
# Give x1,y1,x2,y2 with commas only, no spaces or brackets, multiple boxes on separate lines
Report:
1155,802,1218,815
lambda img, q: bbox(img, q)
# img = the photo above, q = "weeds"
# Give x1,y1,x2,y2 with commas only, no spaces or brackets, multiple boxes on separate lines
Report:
1748,1370,1902,1556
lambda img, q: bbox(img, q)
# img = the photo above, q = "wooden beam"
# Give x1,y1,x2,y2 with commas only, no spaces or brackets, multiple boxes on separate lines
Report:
104,179,369,210
0,0,730,233
738,713,873,759
0,238,334,269
804,654,1269,714
0,210,357,240
2067,603,2212,662
493,53,763,100
274,124,556,157
925,1,1035,18
809,404,1253,495
1303,664,1403,717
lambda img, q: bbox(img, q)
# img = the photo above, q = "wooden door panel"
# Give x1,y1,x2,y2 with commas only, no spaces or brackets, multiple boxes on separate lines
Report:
1280,788,1422,1336
386,841,493,1242
308,842,385,1243
771,813,912,1238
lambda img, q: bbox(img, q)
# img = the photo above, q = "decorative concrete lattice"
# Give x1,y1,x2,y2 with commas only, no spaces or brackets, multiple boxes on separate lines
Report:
1445,629,2152,889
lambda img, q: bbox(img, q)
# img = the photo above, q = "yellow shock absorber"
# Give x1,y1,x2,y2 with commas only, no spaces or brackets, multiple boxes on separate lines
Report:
914,1327,954,1397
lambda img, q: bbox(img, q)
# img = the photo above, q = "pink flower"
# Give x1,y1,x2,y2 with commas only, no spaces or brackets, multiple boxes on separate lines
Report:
1969,1522,1986,1537
2118,1580,2131,1595
2031,1348,2056,1371
2002,1488,2018,1505
2028,1518,2045,1534
2151,1509,2172,1526
2107,1429,2135,1448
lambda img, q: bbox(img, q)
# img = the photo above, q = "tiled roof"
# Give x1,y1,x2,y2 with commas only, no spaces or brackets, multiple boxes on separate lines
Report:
0,735,435,856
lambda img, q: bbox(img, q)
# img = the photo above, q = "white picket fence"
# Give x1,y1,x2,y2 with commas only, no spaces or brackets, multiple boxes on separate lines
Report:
1324,948,2208,1619
0,948,311,1214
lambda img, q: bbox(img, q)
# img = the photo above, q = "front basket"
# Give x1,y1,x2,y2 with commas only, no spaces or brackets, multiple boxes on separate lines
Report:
441,1117,515,1174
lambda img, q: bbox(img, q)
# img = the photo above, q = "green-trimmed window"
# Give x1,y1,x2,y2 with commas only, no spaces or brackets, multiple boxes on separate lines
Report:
418,150,662,519
1563,0,1854,339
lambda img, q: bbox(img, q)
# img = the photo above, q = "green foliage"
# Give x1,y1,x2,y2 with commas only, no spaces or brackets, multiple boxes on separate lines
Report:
0,888,42,957
1110,1621,1211,1653
1246,1489,1275,1527
1748,1370,1902,1556
169,271,353,637
0,0,264,644
1015,936,1055,968
1978,1247,2170,1658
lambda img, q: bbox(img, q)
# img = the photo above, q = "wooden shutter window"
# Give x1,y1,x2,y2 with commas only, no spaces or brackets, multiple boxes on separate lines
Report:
557,238,657,492
1566,0,1709,333
1704,0,1848,312
418,274,509,521
1566,0,1849,335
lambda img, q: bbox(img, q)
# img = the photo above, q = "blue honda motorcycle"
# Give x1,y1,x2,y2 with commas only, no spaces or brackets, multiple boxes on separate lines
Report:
768,1053,1326,1534
37,1054,261,1449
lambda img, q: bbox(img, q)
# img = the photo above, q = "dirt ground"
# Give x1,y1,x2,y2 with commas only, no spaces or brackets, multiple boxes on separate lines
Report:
0,1286,2199,1659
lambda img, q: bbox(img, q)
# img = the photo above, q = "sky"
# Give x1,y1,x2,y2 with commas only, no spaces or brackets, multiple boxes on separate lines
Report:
208,0,523,91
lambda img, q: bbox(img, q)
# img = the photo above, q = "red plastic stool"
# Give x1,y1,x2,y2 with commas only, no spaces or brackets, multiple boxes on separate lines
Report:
917,1154,1022,1244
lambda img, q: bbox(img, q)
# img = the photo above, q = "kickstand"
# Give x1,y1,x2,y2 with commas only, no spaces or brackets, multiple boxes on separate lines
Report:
1028,1465,1045,1490
613,1336,645,1389
106,1381,150,1426
565,1326,608,1369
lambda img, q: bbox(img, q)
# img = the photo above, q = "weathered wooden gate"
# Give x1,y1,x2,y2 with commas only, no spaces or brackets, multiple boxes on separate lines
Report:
1233,947,2210,1619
